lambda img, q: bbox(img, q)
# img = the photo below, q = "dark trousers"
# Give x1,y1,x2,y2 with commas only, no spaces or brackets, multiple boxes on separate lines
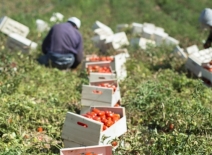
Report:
38,52,75,70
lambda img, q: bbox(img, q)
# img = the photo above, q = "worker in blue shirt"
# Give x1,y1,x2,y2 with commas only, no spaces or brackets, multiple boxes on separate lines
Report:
38,17,83,69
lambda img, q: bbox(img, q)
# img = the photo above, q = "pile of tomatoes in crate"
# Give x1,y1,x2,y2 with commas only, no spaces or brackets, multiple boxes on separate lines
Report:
93,82,117,93
87,65,111,73
82,108,121,131
89,56,114,62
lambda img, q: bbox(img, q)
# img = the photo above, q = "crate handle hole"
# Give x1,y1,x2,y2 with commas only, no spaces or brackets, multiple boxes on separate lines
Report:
92,90,102,94
99,77,105,79
77,122,88,128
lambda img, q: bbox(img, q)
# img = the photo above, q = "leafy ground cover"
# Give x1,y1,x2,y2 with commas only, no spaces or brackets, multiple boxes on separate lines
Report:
0,0,212,154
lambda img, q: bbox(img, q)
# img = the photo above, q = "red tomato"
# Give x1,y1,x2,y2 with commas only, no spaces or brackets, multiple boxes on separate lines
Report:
106,120,113,127
102,66,107,70
105,110,111,115
95,57,100,61
101,57,106,61
92,108,100,114
83,114,92,119
97,111,105,116
100,83,105,87
100,114,106,119
102,119,108,125
89,57,95,61
114,103,120,107
113,114,120,119
106,116,112,121
112,117,119,123
111,141,118,147
169,123,174,130
93,116,101,122
101,117,107,123
106,112,114,117
106,56,112,61
112,85,116,92
103,125,108,131
37,127,43,132
89,112,97,119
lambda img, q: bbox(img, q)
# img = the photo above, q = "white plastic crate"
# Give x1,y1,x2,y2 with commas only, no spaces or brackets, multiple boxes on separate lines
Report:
111,52,127,71
85,55,125,72
91,35,107,50
36,19,49,32
143,22,156,30
89,73,117,84
173,45,187,59
199,49,210,56
85,62,116,82
115,65,127,81
202,67,212,83
60,145,112,155
115,48,130,59
191,52,200,58
185,45,199,55
61,107,127,148
155,26,165,33
83,49,129,72
131,22,143,35
164,36,179,46
50,12,64,22
142,27,155,40
0,16,29,37
7,33,37,53
116,24,129,32
154,31,168,46
105,32,129,50
81,79,121,108
94,28,113,37
185,55,203,77
130,37,156,50
92,21,114,35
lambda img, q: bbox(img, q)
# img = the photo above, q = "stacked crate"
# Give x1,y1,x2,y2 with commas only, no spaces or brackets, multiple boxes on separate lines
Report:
91,21,129,52
184,46,212,80
0,16,29,37
130,22,179,48
61,43,130,154
0,16,38,53
7,33,37,53
82,49,129,82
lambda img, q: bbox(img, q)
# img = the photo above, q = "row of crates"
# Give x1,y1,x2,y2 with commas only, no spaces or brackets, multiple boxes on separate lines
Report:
0,16,37,53
91,21,180,53
60,49,130,154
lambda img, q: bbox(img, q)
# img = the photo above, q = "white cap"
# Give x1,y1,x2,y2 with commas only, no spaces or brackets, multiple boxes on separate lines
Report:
199,8,212,28
67,17,81,29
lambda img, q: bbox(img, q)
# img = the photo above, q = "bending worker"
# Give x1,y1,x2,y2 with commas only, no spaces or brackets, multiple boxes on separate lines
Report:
38,17,83,70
